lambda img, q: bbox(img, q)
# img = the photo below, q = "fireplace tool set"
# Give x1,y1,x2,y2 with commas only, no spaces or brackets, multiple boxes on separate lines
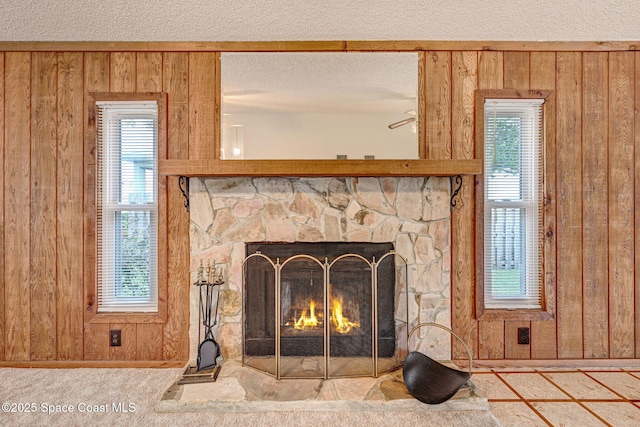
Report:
195,260,224,372
178,261,225,385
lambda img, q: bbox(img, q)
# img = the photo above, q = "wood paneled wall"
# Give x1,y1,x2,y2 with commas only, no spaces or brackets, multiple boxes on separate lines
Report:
450,51,640,361
0,45,638,364
0,51,212,363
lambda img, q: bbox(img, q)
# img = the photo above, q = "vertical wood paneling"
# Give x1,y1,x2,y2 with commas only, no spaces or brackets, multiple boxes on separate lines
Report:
110,52,135,92
165,53,190,160
163,52,190,360
1,46,640,364
56,52,84,360
476,51,505,359
418,52,426,159
0,52,5,360
156,95,169,331
505,322,530,359
529,52,558,359
188,52,217,159
136,52,169,359
83,323,109,360
30,52,58,360
636,53,640,358
109,323,136,360
451,51,478,360
213,52,221,160
424,51,452,159
478,51,504,89
136,52,163,92
503,51,530,89
503,51,532,359
582,52,610,358
136,324,163,360
607,52,635,358
4,52,32,360
556,52,584,358
83,52,110,359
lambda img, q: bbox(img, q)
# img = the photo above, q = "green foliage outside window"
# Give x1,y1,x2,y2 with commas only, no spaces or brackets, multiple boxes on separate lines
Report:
117,211,151,298
487,117,522,175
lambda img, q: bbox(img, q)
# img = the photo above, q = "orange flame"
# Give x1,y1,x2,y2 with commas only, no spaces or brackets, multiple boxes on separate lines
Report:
294,299,320,329
330,295,360,333
292,295,360,334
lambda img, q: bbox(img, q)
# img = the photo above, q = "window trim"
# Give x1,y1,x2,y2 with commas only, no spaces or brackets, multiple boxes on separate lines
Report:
96,102,158,312
85,92,167,324
475,89,554,321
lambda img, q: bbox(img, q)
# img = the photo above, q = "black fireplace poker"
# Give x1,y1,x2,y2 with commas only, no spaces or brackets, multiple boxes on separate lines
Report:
194,260,224,371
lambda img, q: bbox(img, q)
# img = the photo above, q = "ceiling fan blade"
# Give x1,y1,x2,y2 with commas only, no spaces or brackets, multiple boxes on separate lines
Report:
388,116,416,129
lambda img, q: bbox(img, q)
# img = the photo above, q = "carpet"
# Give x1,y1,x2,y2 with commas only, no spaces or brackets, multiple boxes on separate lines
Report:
0,367,502,426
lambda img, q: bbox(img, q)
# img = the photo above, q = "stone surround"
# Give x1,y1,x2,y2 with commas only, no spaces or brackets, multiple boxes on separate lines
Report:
188,176,452,364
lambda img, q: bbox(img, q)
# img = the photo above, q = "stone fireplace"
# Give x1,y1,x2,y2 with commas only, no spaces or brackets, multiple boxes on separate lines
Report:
188,176,452,369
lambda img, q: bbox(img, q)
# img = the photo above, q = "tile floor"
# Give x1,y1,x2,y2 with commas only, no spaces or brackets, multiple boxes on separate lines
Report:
473,368,640,426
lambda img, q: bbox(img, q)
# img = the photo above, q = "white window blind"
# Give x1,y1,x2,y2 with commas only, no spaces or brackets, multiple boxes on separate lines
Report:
484,99,544,309
96,101,158,312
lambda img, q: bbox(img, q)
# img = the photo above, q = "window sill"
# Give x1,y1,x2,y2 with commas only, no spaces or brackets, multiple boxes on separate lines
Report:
476,308,554,322
87,312,164,324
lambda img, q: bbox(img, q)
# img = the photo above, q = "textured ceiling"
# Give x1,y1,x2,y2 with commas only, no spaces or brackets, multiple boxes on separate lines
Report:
222,52,418,114
4,1,636,116
1,0,639,41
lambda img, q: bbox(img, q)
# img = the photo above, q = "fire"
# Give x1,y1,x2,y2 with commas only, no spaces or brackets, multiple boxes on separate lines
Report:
292,295,360,334
294,299,320,329
330,295,360,333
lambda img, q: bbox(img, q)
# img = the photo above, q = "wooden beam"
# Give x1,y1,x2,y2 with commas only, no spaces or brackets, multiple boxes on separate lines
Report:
1,40,640,52
159,159,482,177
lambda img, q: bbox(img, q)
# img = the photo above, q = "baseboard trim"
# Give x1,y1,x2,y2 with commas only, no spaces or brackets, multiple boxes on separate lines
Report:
455,358,640,369
5,358,639,370
0,360,188,368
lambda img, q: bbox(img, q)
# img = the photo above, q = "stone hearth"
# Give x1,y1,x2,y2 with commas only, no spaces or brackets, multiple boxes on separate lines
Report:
157,360,487,413
189,176,452,365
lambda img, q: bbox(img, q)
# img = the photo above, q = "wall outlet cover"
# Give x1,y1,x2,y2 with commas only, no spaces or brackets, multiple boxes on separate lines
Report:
110,329,122,347
517,327,530,345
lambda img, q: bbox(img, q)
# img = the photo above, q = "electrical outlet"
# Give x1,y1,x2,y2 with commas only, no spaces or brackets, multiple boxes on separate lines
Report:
110,329,122,347
517,327,530,345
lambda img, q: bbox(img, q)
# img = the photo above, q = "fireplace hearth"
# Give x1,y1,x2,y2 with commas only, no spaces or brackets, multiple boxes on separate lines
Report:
242,242,408,379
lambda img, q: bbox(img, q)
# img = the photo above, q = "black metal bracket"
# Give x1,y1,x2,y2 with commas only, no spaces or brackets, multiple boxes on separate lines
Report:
179,176,190,212
450,175,463,209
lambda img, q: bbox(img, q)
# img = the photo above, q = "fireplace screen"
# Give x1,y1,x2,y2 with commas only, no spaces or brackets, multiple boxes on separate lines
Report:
243,242,408,379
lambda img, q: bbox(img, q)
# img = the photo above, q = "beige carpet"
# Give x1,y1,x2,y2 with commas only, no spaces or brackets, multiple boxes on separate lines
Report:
0,367,501,426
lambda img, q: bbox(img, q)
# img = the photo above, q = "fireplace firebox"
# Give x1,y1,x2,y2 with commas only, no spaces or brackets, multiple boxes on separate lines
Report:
242,242,409,379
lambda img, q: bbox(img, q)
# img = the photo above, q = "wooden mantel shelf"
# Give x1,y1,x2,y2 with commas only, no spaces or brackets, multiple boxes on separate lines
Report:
159,159,482,177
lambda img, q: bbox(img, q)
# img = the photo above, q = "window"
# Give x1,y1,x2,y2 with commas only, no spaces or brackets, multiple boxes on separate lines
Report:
96,100,158,312
476,91,551,318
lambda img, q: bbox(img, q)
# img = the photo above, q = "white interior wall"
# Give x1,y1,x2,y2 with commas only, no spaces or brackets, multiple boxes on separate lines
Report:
222,113,418,160
0,1,638,42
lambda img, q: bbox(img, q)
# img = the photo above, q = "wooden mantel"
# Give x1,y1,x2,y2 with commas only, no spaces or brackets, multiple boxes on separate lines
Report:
159,159,482,177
